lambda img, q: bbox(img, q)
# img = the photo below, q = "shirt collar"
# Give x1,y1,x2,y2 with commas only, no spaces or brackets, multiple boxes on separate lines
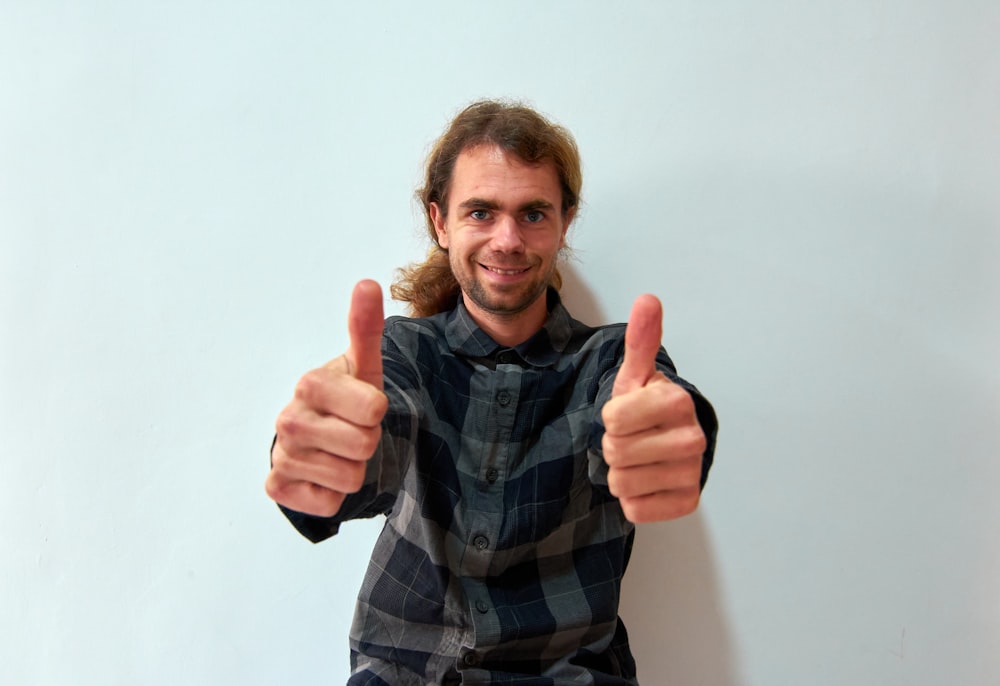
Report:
444,288,574,367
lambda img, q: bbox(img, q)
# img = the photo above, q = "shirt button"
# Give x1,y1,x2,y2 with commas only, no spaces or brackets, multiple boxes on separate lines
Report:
497,351,513,364
462,651,480,667
475,599,490,614
473,535,489,550
485,468,499,484
496,390,511,406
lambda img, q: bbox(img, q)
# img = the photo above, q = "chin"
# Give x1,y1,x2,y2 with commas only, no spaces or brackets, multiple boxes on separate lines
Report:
475,285,547,316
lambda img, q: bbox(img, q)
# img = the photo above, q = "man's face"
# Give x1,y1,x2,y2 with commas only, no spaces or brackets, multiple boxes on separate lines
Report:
430,144,573,327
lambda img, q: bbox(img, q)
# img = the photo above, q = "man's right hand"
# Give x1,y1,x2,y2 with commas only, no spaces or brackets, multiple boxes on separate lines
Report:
265,280,388,517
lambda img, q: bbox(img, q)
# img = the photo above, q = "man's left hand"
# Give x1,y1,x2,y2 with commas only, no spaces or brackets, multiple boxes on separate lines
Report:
601,295,707,523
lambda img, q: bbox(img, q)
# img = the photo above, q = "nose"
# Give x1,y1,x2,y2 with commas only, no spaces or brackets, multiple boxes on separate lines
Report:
489,215,525,253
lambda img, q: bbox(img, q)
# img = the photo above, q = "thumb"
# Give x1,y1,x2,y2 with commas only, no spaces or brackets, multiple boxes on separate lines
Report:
345,279,385,390
613,294,663,396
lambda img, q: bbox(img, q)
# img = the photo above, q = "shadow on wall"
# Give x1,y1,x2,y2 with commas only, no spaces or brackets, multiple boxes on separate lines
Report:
622,513,739,685
558,262,604,326
561,262,740,685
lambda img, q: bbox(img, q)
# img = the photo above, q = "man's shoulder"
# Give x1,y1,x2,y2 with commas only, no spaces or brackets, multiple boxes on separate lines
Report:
556,307,628,354
383,313,449,347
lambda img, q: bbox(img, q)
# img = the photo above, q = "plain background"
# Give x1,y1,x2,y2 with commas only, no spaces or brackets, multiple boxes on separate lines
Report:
2,2,998,684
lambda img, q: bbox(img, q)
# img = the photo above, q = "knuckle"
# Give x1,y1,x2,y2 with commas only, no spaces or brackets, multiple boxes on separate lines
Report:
601,401,623,435
601,435,621,466
684,458,703,485
274,409,302,439
265,473,302,508
340,461,367,493
621,488,701,524
678,488,701,517
682,426,707,456
665,386,693,414
669,488,699,519
362,391,389,426
620,497,644,523
263,472,286,502
314,501,342,518
349,426,381,460
265,471,346,517
606,467,625,497
306,488,344,518
293,370,320,401
363,426,383,456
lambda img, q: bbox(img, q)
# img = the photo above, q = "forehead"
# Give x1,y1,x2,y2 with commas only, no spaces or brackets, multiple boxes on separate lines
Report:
448,144,562,207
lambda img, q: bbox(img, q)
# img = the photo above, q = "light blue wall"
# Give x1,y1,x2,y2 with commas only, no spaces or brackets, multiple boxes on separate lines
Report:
2,2,998,684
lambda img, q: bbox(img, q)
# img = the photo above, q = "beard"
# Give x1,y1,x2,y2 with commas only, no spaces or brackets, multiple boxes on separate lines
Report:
451,251,558,318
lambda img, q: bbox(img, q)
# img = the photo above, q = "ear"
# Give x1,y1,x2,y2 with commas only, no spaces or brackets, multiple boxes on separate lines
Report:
560,206,576,246
430,202,449,249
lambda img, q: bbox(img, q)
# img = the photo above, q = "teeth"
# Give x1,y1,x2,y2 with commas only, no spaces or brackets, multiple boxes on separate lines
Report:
486,266,525,275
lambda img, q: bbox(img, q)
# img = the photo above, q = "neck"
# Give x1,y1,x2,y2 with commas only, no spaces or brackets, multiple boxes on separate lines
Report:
464,292,549,347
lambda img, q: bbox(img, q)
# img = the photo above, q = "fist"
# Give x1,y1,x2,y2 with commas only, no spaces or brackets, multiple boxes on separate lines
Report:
265,280,388,517
601,295,707,523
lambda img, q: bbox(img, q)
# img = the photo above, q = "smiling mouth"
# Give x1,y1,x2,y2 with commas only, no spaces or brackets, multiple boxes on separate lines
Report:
482,265,530,275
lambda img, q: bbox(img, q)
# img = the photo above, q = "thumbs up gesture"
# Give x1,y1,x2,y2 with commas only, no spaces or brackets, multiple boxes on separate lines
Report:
601,295,707,523
266,280,389,517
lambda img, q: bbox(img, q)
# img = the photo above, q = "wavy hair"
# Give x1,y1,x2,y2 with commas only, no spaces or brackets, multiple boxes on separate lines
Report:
390,100,582,317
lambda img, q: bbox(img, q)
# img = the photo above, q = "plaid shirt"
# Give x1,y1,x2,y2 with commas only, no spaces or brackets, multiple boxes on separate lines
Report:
282,290,717,685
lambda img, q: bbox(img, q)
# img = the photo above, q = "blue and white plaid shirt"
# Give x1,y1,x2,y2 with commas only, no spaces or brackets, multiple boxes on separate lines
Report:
282,289,717,685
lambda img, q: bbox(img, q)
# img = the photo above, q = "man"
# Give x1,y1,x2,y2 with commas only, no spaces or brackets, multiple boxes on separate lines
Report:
266,100,718,685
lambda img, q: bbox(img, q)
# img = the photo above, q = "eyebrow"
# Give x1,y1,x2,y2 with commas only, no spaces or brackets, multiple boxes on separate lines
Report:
457,198,556,212
458,197,500,211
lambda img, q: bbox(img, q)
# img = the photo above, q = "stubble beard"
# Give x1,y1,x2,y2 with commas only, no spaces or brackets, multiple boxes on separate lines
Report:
453,254,558,319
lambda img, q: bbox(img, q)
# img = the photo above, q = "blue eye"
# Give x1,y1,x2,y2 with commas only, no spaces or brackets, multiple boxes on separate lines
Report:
471,209,490,221
525,211,544,223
